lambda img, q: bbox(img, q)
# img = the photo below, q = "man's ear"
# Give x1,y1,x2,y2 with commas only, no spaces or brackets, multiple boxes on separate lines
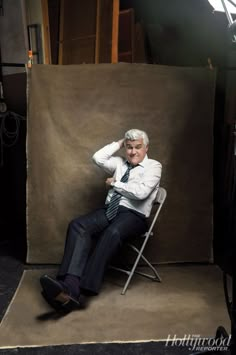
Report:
145,144,149,152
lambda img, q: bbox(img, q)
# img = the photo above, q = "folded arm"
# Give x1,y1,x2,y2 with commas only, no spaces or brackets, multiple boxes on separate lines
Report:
112,161,162,200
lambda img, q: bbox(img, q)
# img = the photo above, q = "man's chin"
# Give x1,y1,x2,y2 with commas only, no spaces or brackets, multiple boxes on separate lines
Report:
129,158,140,166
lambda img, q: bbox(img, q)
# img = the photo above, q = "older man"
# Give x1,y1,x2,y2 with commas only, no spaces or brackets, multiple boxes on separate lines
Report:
40,129,162,311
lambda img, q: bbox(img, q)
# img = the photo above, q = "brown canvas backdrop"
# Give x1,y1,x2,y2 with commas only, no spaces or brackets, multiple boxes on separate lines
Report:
27,63,215,264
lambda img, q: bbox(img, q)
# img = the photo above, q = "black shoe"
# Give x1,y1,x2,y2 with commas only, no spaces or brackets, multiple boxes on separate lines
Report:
40,275,64,298
40,274,82,312
41,290,67,313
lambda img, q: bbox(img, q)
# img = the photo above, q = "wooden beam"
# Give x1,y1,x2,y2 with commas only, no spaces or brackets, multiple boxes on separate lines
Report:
131,8,134,63
95,0,101,63
111,0,119,63
58,0,65,65
41,0,51,64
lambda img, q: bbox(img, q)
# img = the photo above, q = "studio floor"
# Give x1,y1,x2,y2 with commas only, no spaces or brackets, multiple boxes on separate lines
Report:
0,243,231,355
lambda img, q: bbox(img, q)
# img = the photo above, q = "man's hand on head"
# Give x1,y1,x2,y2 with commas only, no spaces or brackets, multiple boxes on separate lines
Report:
118,138,125,148
106,177,116,188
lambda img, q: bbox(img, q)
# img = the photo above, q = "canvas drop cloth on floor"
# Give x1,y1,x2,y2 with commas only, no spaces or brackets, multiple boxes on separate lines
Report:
27,63,216,264
0,265,230,348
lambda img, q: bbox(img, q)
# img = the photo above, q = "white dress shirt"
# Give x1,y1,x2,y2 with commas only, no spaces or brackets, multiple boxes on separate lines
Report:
93,141,162,218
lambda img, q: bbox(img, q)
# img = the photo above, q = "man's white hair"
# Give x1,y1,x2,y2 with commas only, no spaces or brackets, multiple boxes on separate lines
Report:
124,129,149,146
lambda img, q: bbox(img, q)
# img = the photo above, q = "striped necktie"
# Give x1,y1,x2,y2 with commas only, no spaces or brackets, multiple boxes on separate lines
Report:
106,163,133,221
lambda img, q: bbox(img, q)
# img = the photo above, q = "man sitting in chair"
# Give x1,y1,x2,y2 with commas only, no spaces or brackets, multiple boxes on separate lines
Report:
40,128,162,311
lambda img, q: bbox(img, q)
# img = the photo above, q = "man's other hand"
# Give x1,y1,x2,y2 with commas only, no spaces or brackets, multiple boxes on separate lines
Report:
106,177,115,187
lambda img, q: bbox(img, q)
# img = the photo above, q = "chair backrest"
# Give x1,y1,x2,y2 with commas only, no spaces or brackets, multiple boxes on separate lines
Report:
147,187,167,236
155,186,167,205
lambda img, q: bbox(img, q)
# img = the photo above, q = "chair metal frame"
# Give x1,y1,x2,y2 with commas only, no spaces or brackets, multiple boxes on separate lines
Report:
110,187,167,295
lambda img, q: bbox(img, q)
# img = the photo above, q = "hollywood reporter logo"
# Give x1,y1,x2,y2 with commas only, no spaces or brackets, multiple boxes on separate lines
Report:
165,334,231,352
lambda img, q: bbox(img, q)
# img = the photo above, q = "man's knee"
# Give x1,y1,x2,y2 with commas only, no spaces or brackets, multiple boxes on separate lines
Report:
68,217,83,233
102,226,122,247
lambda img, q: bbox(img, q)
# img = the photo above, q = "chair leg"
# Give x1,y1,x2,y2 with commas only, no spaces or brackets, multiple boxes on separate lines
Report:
121,268,135,295
109,265,130,276
109,265,133,294
110,241,162,295
129,244,162,282
134,259,162,282
119,244,146,295
120,244,161,295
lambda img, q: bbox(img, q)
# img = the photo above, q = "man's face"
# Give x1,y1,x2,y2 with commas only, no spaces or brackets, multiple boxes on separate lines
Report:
124,138,148,166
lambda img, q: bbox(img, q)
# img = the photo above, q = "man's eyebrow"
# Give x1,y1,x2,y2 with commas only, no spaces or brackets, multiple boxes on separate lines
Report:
126,143,143,147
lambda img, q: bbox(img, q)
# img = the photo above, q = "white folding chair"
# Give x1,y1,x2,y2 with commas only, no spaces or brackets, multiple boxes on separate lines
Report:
110,187,167,295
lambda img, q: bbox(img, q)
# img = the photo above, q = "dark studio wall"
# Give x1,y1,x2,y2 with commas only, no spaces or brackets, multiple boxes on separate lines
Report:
0,0,235,268
0,0,27,259
120,0,230,67
0,74,27,258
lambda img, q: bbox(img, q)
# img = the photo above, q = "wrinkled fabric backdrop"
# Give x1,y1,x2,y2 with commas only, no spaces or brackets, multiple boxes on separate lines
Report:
27,63,215,264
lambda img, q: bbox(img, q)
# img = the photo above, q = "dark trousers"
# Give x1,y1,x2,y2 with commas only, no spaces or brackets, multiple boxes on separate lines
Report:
57,206,147,294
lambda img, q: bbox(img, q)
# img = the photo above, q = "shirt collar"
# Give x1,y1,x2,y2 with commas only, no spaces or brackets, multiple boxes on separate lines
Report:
125,154,148,168
138,154,148,167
